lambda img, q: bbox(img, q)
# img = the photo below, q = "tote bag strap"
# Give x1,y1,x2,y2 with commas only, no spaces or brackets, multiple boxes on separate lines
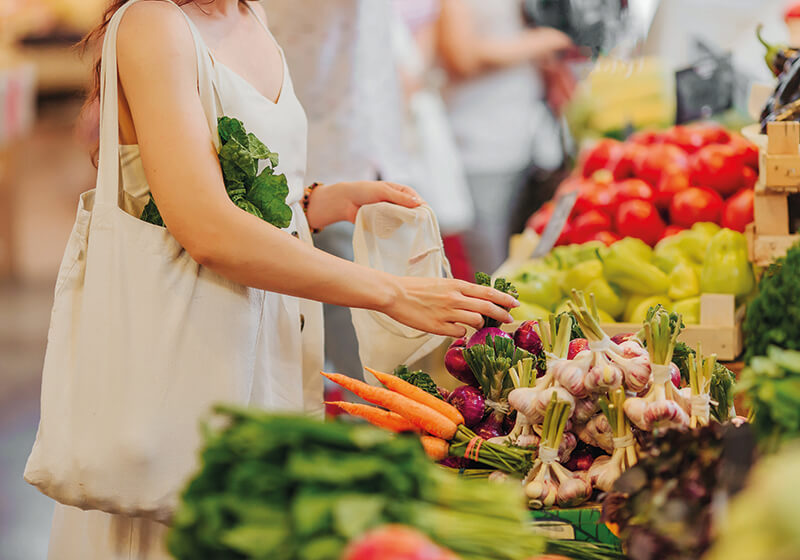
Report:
353,203,453,340
96,0,220,207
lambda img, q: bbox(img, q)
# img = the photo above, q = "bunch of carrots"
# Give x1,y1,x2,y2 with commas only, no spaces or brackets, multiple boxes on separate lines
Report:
323,368,533,475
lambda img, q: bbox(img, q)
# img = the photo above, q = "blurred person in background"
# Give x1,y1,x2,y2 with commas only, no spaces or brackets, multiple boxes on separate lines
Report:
438,0,575,273
264,0,414,380
391,0,475,281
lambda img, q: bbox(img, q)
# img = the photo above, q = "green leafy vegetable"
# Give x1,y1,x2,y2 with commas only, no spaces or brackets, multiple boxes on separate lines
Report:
475,272,518,328
141,116,292,229
392,365,442,400
744,243,800,363
737,345,800,452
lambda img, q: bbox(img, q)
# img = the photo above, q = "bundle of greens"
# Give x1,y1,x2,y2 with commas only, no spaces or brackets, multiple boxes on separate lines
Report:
141,117,292,229
737,345,800,452
168,406,620,560
392,365,441,400
743,242,800,363
672,341,735,423
601,425,728,560
474,272,518,328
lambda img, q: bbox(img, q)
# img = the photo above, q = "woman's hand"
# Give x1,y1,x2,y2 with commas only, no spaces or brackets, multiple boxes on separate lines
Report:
380,277,519,338
305,181,423,231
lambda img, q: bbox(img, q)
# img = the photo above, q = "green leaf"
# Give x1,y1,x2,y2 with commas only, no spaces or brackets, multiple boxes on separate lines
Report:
217,116,248,146
332,494,386,538
231,194,263,220
219,140,257,180
221,524,289,558
298,537,346,560
248,171,292,229
247,132,272,160
140,196,164,227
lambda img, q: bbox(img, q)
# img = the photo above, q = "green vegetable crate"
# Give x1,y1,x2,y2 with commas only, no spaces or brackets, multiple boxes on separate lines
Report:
529,504,622,549
746,121,800,267
502,293,743,361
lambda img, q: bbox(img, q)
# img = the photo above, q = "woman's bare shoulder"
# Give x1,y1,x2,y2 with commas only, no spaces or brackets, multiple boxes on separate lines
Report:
116,1,196,71
248,1,270,24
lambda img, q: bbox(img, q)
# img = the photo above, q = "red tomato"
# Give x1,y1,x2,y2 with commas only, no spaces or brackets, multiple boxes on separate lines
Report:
628,129,665,145
740,166,758,190
663,125,707,154
633,144,689,186
527,202,554,234
615,200,666,246
570,210,612,244
555,221,575,246
727,133,759,169
690,123,730,145
573,180,614,216
669,187,724,227
580,139,634,180
588,230,622,246
659,225,685,241
689,144,744,197
721,188,755,232
610,178,655,207
654,170,691,209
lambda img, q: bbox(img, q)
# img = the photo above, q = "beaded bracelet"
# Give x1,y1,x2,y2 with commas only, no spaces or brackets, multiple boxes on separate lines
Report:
302,182,323,234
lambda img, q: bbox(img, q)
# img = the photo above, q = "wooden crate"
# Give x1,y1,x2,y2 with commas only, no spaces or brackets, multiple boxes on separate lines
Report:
749,122,800,266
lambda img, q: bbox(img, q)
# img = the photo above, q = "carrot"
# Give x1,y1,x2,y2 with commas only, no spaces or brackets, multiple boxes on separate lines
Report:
321,372,458,440
325,401,417,433
365,367,465,426
421,436,450,462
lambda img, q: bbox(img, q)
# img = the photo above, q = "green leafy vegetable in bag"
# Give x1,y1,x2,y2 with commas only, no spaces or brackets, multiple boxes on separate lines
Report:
140,117,292,229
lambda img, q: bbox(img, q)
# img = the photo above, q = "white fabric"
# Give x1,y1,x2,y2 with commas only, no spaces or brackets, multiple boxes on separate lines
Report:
264,0,411,185
351,203,452,384
444,0,561,173
391,14,474,234
26,0,323,537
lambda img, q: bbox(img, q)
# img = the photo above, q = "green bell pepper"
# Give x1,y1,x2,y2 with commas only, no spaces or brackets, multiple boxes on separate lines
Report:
565,260,604,291
585,278,626,319
602,242,669,295
673,297,701,325
624,295,672,323
667,262,700,301
700,229,756,297
510,301,551,322
610,237,653,262
512,268,563,310
675,222,720,263
653,235,692,274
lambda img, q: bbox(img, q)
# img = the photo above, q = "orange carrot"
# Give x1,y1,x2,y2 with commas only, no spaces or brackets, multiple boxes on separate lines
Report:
325,401,417,433
421,436,450,462
365,367,465,426
321,372,458,439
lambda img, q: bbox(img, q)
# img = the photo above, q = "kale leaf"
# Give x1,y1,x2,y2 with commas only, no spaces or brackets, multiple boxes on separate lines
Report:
475,272,518,328
392,365,442,399
140,116,292,229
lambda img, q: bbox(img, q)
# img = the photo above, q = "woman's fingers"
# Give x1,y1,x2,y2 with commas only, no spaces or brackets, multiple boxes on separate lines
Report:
437,322,468,338
457,296,514,325
459,281,520,310
382,182,423,208
449,310,486,331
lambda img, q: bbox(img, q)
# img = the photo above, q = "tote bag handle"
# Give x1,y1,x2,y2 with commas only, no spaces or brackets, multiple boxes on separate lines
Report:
95,0,220,208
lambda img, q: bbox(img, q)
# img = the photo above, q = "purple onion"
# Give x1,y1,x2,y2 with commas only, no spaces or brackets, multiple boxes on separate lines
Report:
467,327,511,348
564,448,595,472
611,333,635,345
448,385,486,428
513,321,543,355
444,343,478,386
437,387,451,401
474,413,508,439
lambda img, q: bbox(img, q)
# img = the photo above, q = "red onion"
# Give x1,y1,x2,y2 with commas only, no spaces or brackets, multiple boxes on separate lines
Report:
564,448,595,472
474,413,507,439
466,327,511,348
448,385,486,428
568,338,589,359
444,342,478,386
611,333,635,345
513,321,543,355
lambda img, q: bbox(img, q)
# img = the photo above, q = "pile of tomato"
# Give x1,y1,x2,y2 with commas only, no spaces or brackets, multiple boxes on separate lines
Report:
528,124,758,246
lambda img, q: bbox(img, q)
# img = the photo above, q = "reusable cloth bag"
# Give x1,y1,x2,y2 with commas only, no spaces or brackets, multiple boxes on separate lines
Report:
351,203,453,384
24,2,252,522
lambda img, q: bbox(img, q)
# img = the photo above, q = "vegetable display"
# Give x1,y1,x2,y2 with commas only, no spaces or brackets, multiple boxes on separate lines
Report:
743,241,800,363
526,124,758,246
509,224,754,325
141,117,292,229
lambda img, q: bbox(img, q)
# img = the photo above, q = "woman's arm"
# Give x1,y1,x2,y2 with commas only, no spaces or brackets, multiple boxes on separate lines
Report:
437,0,572,79
115,2,514,337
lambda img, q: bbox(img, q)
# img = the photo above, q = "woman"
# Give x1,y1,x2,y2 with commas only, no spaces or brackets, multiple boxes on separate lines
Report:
438,0,574,273
34,1,516,557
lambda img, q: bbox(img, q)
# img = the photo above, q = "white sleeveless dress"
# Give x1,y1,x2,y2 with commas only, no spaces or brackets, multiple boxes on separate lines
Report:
46,3,323,558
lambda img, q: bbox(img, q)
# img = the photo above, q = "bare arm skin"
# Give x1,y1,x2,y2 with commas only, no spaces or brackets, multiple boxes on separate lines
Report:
437,0,573,79
114,2,516,338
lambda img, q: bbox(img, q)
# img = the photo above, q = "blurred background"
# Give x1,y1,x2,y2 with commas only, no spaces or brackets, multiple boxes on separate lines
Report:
0,0,791,558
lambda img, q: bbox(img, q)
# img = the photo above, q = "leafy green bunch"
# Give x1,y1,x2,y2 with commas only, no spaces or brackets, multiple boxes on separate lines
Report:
475,272,518,328
393,365,442,399
141,117,292,229
744,243,800,363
